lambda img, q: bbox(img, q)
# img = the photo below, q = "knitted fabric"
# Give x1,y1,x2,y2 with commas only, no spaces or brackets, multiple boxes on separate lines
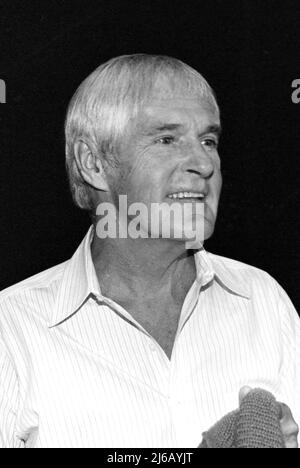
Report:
199,388,285,448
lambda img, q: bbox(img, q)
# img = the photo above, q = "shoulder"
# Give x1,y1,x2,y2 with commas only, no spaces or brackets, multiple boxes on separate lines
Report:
0,261,67,323
208,251,286,300
209,251,275,280
209,251,268,275
0,262,67,302
207,252,300,334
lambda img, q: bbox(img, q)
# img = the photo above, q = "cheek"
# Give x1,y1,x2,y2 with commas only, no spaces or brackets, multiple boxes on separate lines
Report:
217,171,223,194
110,164,153,204
110,144,177,202
214,155,222,188
214,152,221,170
120,149,152,187
211,167,223,201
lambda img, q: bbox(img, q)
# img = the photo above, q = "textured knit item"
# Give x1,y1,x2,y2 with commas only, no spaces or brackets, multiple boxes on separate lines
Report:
200,389,285,448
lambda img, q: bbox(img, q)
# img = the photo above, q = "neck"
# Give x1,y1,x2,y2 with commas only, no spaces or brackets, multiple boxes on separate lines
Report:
91,227,196,298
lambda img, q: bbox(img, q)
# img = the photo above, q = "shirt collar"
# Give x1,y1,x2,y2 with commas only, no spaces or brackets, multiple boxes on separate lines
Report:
49,226,100,328
49,228,250,327
194,248,251,299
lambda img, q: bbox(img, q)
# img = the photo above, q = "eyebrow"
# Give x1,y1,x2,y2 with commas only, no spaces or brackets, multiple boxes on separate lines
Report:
145,123,222,137
204,124,222,137
144,123,182,135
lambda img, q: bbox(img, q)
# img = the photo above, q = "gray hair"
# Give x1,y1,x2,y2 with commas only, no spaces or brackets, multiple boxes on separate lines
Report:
65,54,219,210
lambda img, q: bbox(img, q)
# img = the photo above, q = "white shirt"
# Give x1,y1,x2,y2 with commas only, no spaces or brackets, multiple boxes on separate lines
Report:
0,227,299,448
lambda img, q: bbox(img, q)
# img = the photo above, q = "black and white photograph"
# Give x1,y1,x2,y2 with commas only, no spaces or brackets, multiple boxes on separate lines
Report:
0,0,299,451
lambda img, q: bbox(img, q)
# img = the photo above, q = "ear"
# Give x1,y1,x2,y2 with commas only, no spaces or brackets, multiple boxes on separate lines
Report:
73,139,110,192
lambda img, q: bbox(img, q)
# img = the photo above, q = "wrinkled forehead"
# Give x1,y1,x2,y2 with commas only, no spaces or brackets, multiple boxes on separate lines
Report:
140,74,219,122
118,72,219,139
133,94,220,136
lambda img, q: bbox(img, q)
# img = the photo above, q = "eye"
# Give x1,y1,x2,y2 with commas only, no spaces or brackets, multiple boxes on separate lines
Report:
201,138,219,150
155,136,175,145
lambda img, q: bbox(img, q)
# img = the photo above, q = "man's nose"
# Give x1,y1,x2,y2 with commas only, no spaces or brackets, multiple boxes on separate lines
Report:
182,144,215,179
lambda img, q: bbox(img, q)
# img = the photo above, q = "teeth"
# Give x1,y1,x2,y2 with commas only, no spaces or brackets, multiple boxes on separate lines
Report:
168,191,205,199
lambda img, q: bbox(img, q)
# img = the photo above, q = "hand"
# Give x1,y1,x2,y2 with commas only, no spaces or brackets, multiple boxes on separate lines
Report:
239,386,299,448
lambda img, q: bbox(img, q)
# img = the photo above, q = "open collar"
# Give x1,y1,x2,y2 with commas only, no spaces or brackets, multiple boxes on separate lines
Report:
48,227,100,327
49,229,250,327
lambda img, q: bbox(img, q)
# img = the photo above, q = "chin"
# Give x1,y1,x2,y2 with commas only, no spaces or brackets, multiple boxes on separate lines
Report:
203,219,216,242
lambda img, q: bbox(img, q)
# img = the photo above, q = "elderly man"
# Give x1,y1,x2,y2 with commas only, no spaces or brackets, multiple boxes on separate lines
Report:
0,54,299,448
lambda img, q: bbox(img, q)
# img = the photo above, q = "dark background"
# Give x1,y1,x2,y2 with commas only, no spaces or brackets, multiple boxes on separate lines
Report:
0,0,299,311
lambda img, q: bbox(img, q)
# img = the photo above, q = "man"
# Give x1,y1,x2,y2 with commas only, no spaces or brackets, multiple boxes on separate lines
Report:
0,54,299,448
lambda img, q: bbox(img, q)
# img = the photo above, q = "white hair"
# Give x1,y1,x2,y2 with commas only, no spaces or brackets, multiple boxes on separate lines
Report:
65,54,219,210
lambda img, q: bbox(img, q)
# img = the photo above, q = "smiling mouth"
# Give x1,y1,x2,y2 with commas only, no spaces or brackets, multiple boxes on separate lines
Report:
167,191,206,201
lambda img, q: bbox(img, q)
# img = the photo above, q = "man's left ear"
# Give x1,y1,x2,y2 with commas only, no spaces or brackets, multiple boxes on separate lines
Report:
73,139,110,192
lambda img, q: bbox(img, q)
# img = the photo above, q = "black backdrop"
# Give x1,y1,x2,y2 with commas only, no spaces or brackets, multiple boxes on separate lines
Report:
0,0,299,312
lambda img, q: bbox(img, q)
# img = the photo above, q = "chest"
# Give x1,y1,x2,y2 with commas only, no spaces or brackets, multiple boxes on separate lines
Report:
124,297,184,359
142,301,183,359
20,301,283,447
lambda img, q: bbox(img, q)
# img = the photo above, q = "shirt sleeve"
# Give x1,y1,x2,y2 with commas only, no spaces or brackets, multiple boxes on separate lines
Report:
0,339,24,448
276,281,300,427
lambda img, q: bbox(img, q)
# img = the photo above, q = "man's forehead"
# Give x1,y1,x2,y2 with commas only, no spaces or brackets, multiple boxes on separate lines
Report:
135,96,220,132
147,75,217,108
144,96,217,114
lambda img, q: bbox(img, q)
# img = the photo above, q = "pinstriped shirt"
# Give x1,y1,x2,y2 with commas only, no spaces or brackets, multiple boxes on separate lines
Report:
0,227,299,448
